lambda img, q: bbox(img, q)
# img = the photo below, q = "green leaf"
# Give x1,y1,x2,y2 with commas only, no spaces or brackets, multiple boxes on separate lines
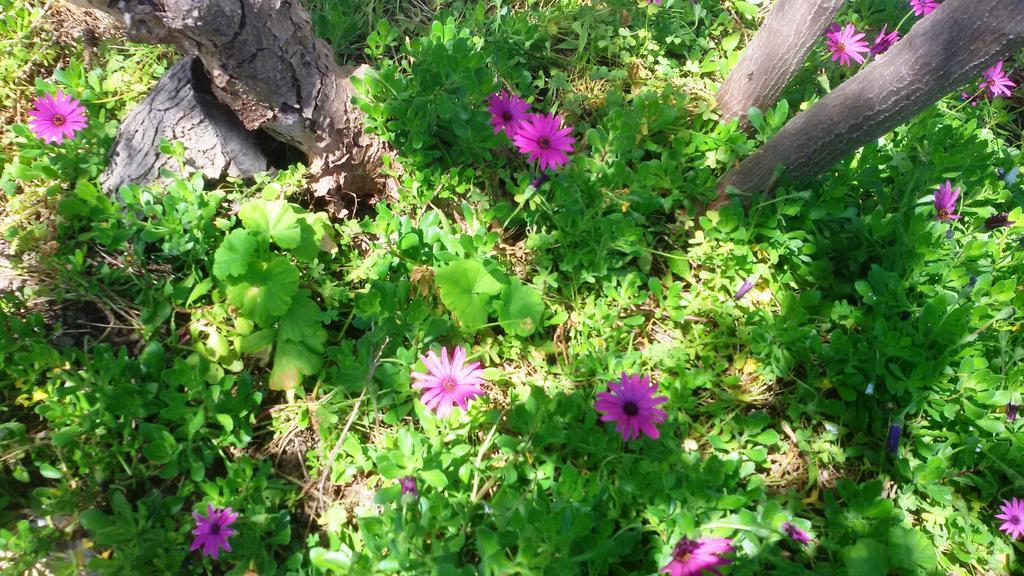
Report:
310,546,354,571
38,463,61,479
420,469,449,489
270,340,323,391
888,526,937,571
226,256,300,327
496,279,545,336
240,328,278,354
722,32,741,52
186,277,213,305
278,292,327,352
435,260,504,331
844,539,889,576
291,218,322,262
215,413,234,433
141,428,178,464
915,456,947,484
79,509,112,533
213,229,258,279
239,199,302,249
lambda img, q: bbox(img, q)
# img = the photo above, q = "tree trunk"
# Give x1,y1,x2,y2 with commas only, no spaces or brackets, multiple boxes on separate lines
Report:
716,0,847,127
714,0,1024,203
71,0,396,215
101,57,268,194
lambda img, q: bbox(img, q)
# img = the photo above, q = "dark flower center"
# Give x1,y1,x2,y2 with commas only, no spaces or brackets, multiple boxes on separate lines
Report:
502,111,513,122
1011,515,1021,524
836,43,846,53
441,377,457,392
623,401,639,416
538,137,551,149
937,208,953,220
52,114,66,127
672,540,697,561
208,522,221,535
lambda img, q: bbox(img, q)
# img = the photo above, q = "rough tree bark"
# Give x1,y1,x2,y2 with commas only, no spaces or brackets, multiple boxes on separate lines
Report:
101,57,268,193
716,0,847,126
714,0,1024,204
71,0,396,213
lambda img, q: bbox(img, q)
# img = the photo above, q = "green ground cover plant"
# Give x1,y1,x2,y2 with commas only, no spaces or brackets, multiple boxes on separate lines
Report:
1,0,1022,574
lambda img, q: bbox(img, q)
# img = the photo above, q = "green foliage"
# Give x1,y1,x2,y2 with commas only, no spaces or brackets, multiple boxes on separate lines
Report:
352,17,501,169
3,1,1024,575
213,198,333,390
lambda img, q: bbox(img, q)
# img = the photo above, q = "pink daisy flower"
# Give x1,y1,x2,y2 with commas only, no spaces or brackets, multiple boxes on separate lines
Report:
487,90,531,137
189,505,238,560
870,25,900,56
411,346,487,417
824,22,841,36
661,537,733,576
909,0,940,16
933,180,961,222
782,521,812,544
512,112,576,172
28,90,87,145
996,497,1024,539
594,373,668,441
825,24,870,67
979,61,1016,99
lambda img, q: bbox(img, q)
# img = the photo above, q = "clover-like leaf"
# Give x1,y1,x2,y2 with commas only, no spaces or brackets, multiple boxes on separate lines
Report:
239,199,302,249
434,260,504,331
279,291,327,352
270,340,323,391
496,278,544,336
843,539,889,576
225,256,299,327
887,526,937,571
212,228,258,279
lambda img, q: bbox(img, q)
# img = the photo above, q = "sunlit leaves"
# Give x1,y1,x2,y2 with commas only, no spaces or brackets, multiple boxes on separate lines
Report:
212,229,257,279
239,199,302,249
496,278,544,336
225,256,299,328
435,259,503,331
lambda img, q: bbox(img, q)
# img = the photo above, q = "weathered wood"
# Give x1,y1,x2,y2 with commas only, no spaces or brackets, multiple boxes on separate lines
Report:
714,0,1024,202
71,0,396,213
101,57,268,194
717,0,847,127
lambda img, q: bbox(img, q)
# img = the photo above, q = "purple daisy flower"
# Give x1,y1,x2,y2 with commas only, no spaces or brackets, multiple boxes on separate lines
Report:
1007,403,1019,422
734,276,757,300
870,25,900,55
487,90,531,137
28,90,87,144
933,181,961,222
824,22,841,36
411,346,487,417
979,61,1016,99
595,373,668,441
189,505,238,560
782,521,812,544
825,23,870,67
985,212,1014,229
886,423,902,454
661,537,733,576
996,497,1024,539
513,112,576,172
398,476,418,497
909,0,940,16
